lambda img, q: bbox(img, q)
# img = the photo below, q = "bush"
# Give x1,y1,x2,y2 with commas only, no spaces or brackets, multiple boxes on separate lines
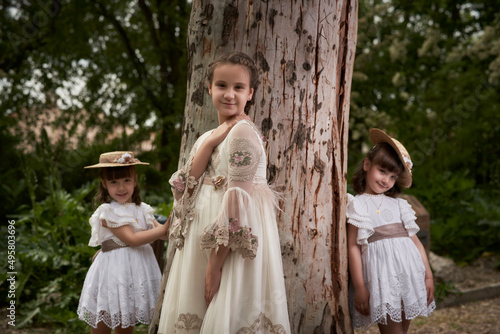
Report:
410,170,500,263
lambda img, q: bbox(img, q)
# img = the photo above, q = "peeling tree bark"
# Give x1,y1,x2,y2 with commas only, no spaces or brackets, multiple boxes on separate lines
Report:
150,1,358,333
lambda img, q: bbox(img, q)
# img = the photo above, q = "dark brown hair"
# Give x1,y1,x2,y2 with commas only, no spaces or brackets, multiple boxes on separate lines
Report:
95,166,142,206
351,142,405,197
207,52,260,114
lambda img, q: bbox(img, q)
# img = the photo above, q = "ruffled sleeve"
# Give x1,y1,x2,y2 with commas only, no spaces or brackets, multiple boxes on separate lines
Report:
200,188,259,259
346,195,375,246
398,198,420,236
141,202,156,230
168,131,212,249
200,122,262,259
88,203,138,247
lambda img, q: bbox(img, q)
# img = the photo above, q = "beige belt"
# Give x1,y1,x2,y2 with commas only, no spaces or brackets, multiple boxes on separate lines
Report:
101,239,129,252
368,223,409,243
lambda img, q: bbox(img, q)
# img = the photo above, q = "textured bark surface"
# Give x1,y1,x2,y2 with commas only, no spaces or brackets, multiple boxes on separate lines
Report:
150,1,358,333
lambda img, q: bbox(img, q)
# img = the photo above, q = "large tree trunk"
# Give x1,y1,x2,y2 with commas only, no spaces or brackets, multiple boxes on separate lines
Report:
150,1,358,333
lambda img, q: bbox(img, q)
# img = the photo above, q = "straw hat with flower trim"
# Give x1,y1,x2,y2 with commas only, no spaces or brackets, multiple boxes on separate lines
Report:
369,128,413,188
84,151,149,169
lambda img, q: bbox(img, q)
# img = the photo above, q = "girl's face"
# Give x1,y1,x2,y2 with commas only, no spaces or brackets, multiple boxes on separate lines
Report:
208,64,254,124
102,174,137,204
363,159,398,195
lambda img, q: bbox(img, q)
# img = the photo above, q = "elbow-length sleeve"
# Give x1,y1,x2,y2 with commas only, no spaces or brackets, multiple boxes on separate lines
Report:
169,131,213,249
346,195,375,247
398,198,420,236
200,122,262,259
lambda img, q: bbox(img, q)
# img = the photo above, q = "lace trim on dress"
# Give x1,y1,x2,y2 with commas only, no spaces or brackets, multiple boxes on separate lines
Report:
168,134,210,250
228,137,261,182
351,298,436,330
142,203,157,229
398,198,419,237
236,312,287,334
200,217,258,260
346,196,375,246
78,278,160,328
174,313,203,331
78,308,156,329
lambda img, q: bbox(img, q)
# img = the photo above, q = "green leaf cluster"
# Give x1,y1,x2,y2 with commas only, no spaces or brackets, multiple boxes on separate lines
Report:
1,0,191,175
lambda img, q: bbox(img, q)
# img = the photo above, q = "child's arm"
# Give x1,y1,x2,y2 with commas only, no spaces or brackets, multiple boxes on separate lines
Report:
347,223,370,316
189,115,249,179
410,235,434,305
106,220,169,247
205,245,230,306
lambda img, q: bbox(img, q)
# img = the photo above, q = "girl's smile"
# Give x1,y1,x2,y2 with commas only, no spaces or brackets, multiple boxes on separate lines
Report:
208,64,254,124
363,159,398,195
102,176,137,204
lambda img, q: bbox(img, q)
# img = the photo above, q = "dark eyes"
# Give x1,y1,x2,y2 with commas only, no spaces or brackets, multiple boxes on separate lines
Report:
378,168,398,179
109,178,132,183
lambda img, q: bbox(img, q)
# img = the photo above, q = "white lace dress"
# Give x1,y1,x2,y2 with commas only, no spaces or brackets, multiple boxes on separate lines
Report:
77,201,162,329
346,194,435,329
157,120,291,334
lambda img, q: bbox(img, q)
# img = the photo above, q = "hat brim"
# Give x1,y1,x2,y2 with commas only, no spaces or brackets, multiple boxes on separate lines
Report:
84,162,150,169
369,128,412,188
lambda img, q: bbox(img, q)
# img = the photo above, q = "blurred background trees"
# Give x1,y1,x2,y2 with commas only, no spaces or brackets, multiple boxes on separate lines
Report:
1,0,499,331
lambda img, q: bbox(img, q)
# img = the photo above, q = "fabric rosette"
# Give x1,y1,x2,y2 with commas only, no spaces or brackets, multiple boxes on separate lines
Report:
212,175,227,190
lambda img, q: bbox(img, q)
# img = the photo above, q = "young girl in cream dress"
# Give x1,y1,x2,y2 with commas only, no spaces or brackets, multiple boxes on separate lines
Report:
156,52,290,333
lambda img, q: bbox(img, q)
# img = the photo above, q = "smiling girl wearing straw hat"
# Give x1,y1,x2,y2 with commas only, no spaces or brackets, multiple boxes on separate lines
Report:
347,129,435,333
77,151,169,334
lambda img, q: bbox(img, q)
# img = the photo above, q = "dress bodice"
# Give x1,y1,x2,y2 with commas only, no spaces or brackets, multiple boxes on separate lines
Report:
206,120,267,185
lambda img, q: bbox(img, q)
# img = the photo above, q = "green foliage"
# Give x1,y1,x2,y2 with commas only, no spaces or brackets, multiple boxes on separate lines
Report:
1,0,191,175
434,280,462,304
1,166,97,331
411,170,500,263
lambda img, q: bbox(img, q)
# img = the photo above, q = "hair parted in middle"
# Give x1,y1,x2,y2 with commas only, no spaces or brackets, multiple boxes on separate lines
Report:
207,52,260,114
351,142,405,197
95,165,142,207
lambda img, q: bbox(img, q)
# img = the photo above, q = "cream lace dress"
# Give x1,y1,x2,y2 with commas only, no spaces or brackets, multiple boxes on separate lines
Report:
77,201,162,329
346,194,435,329
157,120,290,334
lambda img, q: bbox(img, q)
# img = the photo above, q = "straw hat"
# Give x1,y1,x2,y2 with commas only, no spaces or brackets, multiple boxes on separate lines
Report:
84,151,149,169
369,128,413,188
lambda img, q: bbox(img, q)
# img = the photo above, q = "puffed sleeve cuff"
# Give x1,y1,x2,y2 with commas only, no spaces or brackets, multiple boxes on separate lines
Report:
88,204,109,247
346,195,374,246
99,204,138,229
398,198,420,237
141,203,156,230
88,203,132,247
200,187,259,260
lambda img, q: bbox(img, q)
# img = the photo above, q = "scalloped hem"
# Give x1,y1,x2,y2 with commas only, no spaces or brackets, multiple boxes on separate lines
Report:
77,307,154,329
351,300,436,330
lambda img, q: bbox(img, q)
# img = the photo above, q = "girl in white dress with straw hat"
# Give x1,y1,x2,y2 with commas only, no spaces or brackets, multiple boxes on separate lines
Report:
78,151,169,334
347,129,435,333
